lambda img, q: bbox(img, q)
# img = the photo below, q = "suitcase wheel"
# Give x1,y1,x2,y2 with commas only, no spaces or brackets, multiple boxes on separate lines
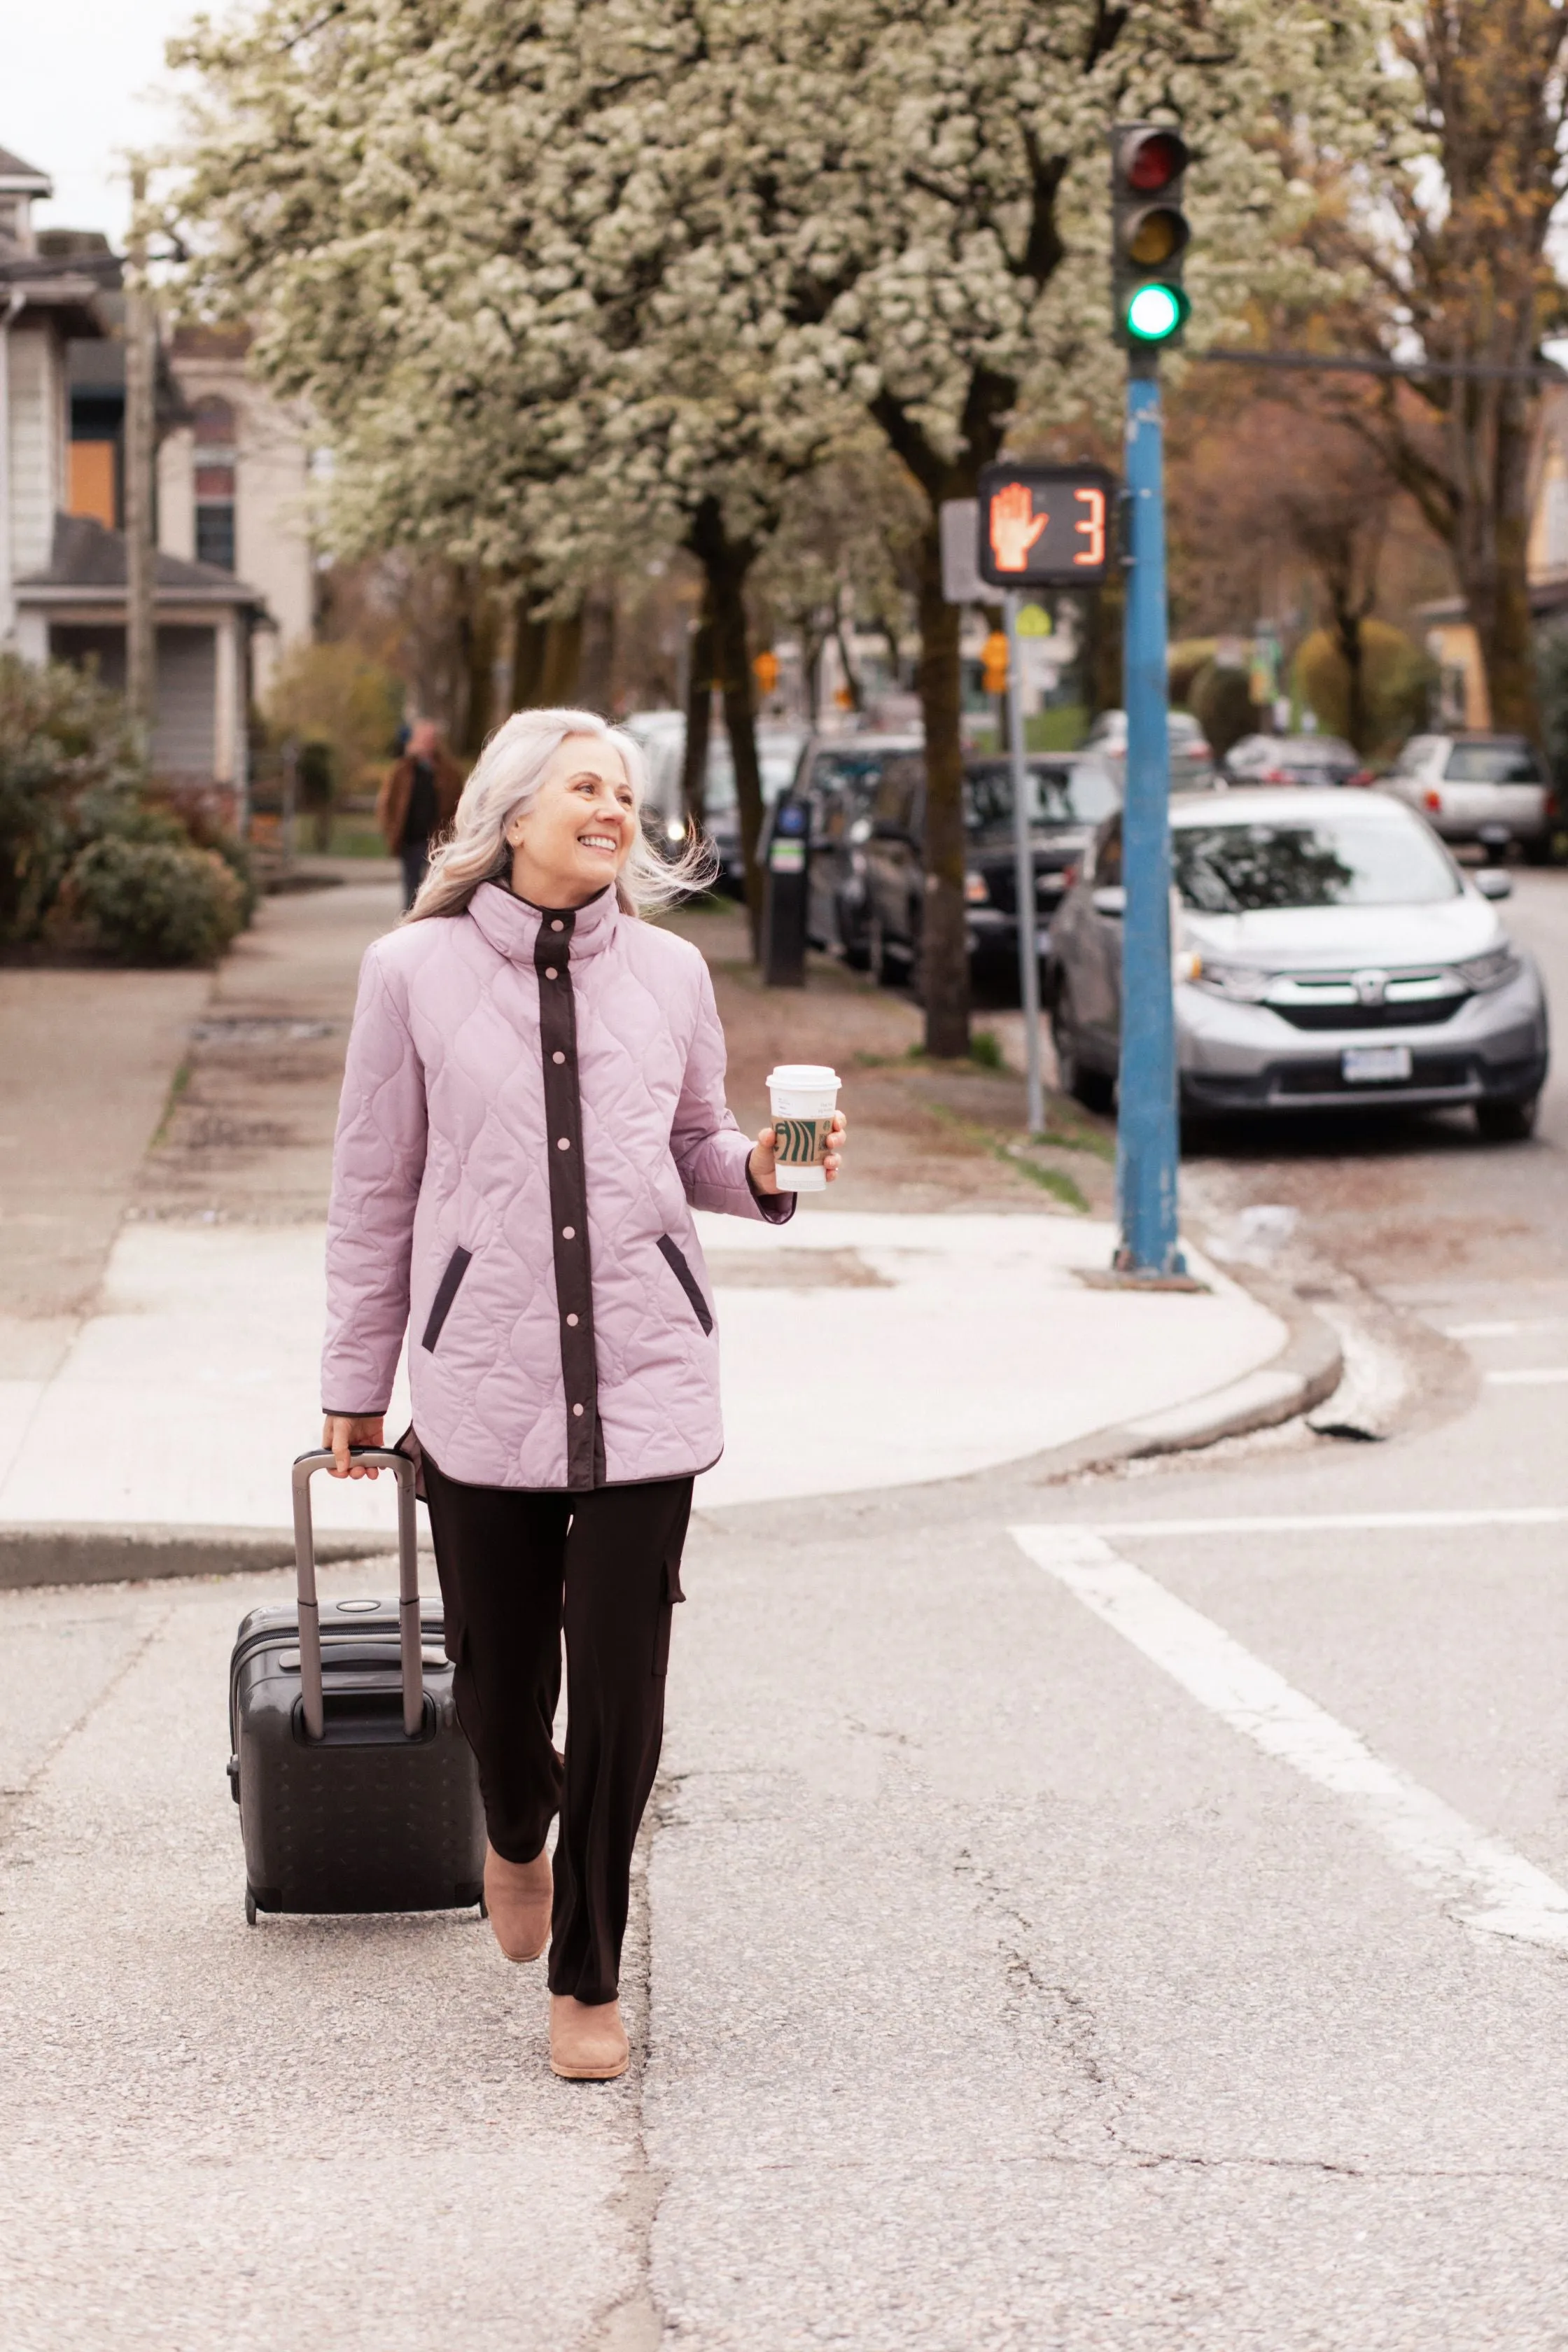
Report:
245,1889,258,1927
478,1891,489,1920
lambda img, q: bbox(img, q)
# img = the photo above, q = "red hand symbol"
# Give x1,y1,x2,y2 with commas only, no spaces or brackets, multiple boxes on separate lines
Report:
989,482,1047,573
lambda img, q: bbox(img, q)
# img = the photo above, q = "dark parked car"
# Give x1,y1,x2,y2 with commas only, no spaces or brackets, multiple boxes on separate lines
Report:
1222,732,1368,788
827,750,1120,992
798,734,925,963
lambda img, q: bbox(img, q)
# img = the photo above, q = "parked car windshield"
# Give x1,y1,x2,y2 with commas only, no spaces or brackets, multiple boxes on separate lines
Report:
965,758,1119,831
1443,741,1544,784
1172,811,1459,911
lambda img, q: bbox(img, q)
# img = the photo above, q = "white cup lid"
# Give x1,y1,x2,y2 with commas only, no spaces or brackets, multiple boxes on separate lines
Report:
766,1064,840,1088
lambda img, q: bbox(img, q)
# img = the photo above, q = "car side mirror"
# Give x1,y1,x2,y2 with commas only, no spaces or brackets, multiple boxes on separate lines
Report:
1474,867,1513,900
1092,884,1126,918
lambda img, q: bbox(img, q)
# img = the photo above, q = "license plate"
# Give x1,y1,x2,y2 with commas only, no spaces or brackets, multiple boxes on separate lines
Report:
1035,925,1052,955
1478,822,1510,844
1342,1044,1413,1085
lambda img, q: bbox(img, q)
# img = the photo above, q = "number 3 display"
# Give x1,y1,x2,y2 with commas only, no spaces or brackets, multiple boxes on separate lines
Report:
976,463,1118,589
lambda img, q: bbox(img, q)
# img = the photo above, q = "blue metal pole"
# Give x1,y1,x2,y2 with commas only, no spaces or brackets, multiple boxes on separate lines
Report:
1116,354,1183,1275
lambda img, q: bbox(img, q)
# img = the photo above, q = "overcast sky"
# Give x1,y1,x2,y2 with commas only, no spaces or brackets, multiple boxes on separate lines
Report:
8,2,200,246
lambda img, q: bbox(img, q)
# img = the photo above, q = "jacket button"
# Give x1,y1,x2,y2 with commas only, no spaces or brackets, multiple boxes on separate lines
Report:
545,967,558,980
561,1226,575,1240
551,918,564,932
557,1137,570,1150
572,1402,584,1418
566,1312,578,1326
552,1051,565,1065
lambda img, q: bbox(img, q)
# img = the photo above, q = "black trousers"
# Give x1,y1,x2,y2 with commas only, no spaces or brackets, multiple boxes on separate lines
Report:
421,1451,692,2005
400,838,430,911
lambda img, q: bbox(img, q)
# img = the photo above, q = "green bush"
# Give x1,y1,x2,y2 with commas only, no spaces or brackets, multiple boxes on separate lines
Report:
0,652,145,941
66,837,244,967
1189,659,1264,759
1293,621,1434,758
0,650,255,961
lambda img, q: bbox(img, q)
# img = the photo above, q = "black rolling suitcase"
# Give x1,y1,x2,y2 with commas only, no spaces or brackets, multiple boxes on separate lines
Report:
227,1447,485,1922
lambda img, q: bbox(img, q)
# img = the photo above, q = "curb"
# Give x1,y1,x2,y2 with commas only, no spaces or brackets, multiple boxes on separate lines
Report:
1021,1267,1344,1485
0,1271,1344,1590
0,1522,402,1593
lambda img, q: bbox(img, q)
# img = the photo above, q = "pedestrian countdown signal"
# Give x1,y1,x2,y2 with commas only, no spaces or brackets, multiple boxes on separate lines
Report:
976,463,1117,589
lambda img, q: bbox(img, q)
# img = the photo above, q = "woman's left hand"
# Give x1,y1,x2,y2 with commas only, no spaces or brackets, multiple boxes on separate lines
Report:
749,1108,847,1193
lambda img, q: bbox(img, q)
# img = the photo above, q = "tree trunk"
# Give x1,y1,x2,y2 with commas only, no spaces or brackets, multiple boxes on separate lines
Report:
539,606,584,704
682,587,715,828
457,570,502,758
1455,389,1541,735
511,597,550,708
579,580,617,713
690,495,766,953
913,512,969,1057
1084,581,1124,726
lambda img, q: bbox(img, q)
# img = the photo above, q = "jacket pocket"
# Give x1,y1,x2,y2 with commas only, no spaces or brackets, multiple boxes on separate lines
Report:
421,1245,472,1352
656,1234,713,1336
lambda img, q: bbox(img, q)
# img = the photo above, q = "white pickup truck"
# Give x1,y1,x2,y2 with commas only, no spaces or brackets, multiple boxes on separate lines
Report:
1382,734,1553,862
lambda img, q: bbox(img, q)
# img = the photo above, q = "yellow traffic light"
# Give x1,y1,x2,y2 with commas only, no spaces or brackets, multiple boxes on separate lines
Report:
981,630,1009,694
752,649,780,696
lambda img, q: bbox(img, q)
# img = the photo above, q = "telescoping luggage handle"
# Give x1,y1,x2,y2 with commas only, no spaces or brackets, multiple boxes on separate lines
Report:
291,1448,422,1742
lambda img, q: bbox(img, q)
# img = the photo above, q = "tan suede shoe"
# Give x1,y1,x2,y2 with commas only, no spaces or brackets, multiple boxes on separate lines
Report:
483,1843,552,1963
550,1993,629,2080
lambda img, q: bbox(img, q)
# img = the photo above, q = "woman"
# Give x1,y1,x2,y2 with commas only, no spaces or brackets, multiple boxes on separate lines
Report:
320,708,846,2080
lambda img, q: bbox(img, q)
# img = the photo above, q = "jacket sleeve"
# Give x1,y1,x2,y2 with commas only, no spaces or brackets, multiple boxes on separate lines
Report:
320,946,429,1412
670,960,794,1224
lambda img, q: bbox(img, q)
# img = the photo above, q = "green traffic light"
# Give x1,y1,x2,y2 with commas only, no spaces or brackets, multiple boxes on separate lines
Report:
1126,283,1184,342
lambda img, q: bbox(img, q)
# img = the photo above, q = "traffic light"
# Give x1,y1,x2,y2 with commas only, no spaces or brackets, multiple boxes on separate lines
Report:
1111,122,1190,350
752,648,780,697
981,630,1009,694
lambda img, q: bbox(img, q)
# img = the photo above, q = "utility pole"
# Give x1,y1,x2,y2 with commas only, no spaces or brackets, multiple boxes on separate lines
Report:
1109,125,1191,1278
124,162,157,746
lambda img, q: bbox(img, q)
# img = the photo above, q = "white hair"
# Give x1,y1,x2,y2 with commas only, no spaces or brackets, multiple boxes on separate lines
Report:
409,706,716,923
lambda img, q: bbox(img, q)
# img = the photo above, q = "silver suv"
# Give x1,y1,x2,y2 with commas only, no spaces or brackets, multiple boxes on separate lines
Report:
1382,734,1553,863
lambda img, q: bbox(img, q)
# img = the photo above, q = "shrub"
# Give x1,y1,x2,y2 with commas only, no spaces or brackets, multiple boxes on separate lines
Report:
64,837,244,967
1293,620,1434,758
0,652,145,942
1189,659,1264,759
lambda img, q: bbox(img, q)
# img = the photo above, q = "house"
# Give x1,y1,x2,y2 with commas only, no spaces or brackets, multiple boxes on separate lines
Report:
1,142,315,818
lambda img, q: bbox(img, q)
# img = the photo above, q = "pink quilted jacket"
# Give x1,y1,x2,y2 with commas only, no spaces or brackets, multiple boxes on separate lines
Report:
321,882,791,1489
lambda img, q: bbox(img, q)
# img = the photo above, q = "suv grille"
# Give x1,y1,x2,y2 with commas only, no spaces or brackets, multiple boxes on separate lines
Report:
1272,997,1464,1032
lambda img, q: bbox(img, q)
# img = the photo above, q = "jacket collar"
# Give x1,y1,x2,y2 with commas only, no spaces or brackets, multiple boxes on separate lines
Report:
467,880,620,967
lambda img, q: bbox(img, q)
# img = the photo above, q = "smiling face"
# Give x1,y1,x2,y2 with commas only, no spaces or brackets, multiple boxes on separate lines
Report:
505,734,638,909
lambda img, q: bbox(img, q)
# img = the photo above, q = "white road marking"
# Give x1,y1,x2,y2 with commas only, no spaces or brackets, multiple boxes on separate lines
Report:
1056,1506,1568,1539
1486,1367,1568,1386
1443,1319,1566,1339
1013,1524,1568,1952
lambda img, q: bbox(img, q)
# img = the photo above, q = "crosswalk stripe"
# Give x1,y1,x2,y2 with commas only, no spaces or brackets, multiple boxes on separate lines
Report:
1486,1368,1568,1386
1011,1523,1568,1952
1056,1506,1568,1539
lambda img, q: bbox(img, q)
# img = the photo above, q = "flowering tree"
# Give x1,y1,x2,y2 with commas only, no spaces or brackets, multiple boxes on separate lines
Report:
173,0,1389,1028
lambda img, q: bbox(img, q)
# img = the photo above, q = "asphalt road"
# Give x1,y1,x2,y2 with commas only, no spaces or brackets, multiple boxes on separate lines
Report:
6,874,1568,2347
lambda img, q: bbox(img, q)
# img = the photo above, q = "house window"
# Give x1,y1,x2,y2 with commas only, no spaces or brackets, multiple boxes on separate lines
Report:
192,396,237,571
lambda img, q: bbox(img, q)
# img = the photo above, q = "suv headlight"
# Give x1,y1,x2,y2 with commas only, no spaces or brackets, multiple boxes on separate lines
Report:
1455,946,1520,993
1186,956,1270,1002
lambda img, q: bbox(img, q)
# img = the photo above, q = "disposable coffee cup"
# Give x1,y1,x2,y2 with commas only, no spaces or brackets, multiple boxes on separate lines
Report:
766,1064,841,1192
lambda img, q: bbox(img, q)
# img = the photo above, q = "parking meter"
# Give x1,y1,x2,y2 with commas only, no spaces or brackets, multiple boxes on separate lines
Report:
762,796,811,988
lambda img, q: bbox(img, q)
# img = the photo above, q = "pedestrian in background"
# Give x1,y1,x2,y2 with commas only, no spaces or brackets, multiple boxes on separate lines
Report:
377,718,463,909
321,706,847,2079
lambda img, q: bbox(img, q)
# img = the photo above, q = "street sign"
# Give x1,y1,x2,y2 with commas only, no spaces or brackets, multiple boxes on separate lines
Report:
976,465,1117,589
939,498,984,603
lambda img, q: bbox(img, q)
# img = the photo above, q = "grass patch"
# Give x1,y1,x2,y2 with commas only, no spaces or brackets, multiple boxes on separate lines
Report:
969,1028,1004,1070
1032,1109,1116,1162
921,1098,1090,1210
153,1056,192,1147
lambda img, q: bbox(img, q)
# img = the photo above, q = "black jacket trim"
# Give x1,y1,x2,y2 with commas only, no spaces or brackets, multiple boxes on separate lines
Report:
656,1234,715,1335
421,1246,472,1352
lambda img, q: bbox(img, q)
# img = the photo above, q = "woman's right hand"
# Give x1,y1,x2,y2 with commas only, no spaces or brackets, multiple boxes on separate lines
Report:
323,1414,386,1477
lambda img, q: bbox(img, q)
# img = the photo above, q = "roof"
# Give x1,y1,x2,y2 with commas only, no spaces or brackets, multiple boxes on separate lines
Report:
15,514,268,612
0,145,51,195
1170,786,1416,826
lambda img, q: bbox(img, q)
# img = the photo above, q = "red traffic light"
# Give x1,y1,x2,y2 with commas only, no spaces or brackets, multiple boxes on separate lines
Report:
1119,127,1188,193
